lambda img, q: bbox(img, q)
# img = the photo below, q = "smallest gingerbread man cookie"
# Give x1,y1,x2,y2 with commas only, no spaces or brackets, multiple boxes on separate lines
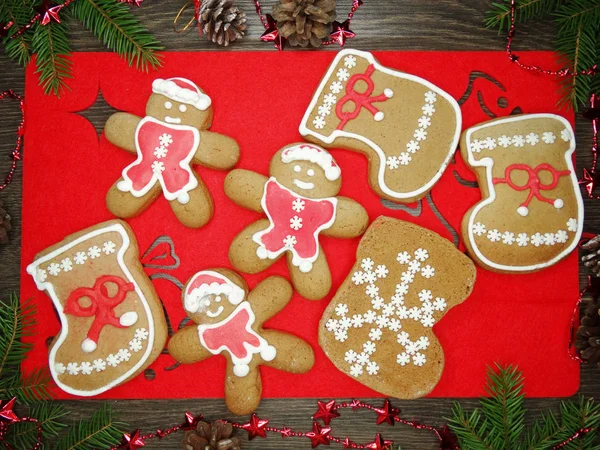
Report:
168,269,315,415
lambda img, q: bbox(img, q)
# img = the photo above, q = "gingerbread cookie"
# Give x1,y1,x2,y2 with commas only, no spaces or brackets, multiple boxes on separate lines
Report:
26,220,167,396
168,269,315,415
225,143,369,300
104,77,240,228
299,49,461,203
320,216,475,398
460,114,583,273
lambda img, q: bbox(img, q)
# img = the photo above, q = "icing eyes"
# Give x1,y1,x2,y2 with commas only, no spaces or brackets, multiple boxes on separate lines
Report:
294,165,302,173
214,295,221,303
307,169,315,177
164,101,172,110
179,104,187,112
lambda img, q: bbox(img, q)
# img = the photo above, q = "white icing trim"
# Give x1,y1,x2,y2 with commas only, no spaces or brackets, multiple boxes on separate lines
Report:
468,129,571,152
464,114,584,271
470,219,577,247
26,223,156,396
281,144,341,181
152,78,211,111
299,48,462,200
184,270,246,314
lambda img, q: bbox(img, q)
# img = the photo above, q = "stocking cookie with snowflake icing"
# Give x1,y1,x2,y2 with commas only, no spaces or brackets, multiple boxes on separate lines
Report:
104,77,240,228
26,220,168,396
168,269,315,415
320,216,476,398
299,49,461,203
225,143,369,300
461,114,584,273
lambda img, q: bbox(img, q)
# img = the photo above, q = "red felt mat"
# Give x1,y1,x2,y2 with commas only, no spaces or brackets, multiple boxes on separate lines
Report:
20,51,579,399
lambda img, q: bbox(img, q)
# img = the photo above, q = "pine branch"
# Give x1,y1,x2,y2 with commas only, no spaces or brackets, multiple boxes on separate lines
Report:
556,396,600,450
446,403,493,450
31,20,72,96
6,402,68,449
521,410,564,450
0,294,35,380
484,0,563,31
554,0,600,35
70,0,163,71
52,403,128,450
0,0,34,65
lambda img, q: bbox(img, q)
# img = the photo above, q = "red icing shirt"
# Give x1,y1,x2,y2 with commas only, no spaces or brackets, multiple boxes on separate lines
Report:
252,178,337,273
118,117,200,204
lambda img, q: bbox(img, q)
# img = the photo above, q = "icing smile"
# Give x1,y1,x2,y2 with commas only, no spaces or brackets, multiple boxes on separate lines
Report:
206,306,224,318
293,179,315,190
164,116,182,124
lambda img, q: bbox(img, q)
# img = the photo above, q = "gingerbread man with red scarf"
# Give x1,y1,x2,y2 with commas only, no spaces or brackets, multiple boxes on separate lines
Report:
104,77,239,228
225,143,369,300
168,269,314,415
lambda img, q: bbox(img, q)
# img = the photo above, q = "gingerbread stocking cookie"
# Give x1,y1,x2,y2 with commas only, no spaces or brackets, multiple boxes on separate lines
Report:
104,77,240,228
168,269,315,415
461,114,584,272
320,216,476,398
26,220,168,396
299,49,461,203
224,143,369,300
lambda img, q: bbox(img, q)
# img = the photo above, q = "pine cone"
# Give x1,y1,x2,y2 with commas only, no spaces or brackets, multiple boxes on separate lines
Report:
272,0,336,48
0,200,11,245
199,0,247,47
181,420,243,450
582,235,600,277
575,298,600,364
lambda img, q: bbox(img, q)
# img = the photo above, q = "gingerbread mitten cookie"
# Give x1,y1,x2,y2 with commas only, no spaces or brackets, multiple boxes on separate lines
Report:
168,269,315,415
461,114,583,273
104,78,240,228
299,49,461,203
320,216,475,398
225,143,369,300
26,220,167,396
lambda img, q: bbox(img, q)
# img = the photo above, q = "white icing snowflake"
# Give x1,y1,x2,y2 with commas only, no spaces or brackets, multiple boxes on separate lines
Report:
283,235,297,248
313,116,326,129
408,307,421,321
375,265,389,278
487,229,501,242
159,133,173,147
556,230,569,244
417,116,431,129
336,303,349,316
422,103,435,116
561,128,571,142
369,328,383,341
389,318,402,331
413,353,427,366
397,352,410,366
397,283,409,295
418,289,433,302
154,146,168,159
516,233,529,247
542,132,556,144
117,349,131,362
414,128,427,141
74,252,87,265
323,93,337,105
66,362,79,375
399,152,412,165
502,231,515,245
337,68,350,81
351,314,364,328
371,297,384,311
567,218,578,232
344,55,357,68
129,339,143,352
433,297,447,311
526,133,539,146
397,251,411,264
544,233,556,246
350,364,363,377
361,258,375,271
414,248,429,261
421,315,435,327
364,310,377,323
318,104,331,116
326,319,339,332
391,294,404,307
341,317,352,330
151,161,165,174
366,284,380,298
93,359,106,372
335,329,348,342
401,272,415,284
345,349,358,363
352,271,366,285
425,91,437,103
88,246,101,259
471,139,485,153
364,271,377,284
397,331,410,345
417,336,430,349
512,135,525,147
290,198,305,214
484,137,497,150
330,81,344,94
106,354,120,367
498,135,512,147
422,301,434,315
472,222,487,236
356,352,370,365
103,241,116,255
530,233,544,247
421,265,435,279
366,361,380,375
48,263,61,276
363,341,376,355
406,140,420,153
79,362,93,375
408,260,421,274
54,363,66,374
386,156,399,169
36,268,47,283
397,306,409,319
289,215,303,230
376,316,390,328
135,328,149,340
60,258,73,272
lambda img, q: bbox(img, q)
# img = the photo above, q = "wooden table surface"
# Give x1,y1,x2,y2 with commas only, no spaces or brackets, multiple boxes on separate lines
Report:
1,1,598,448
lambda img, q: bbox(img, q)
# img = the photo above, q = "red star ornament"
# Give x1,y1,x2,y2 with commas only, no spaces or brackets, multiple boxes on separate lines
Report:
350,399,362,410
37,1,64,26
120,430,145,450
306,421,331,448
579,167,600,198
242,414,269,440
280,426,293,438
0,398,18,423
260,14,285,51
313,400,341,426
181,411,204,430
375,399,400,426
330,20,355,46
438,424,459,450
366,433,393,450
342,437,355,449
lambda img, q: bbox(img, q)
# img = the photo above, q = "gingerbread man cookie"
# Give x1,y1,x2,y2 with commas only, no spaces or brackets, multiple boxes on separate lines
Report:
225,143,369,300
461,114,584,272
26,220,168,396
168,269,315,415
104,77,240,228
299,49,461,203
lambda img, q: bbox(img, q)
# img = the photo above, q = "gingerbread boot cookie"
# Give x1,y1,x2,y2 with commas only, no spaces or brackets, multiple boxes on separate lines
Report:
299,49,461,203
168,269,315,415
461,114,583,273
225,143,369,300
104,78,240,228
26,220,168,396
320,216,476,399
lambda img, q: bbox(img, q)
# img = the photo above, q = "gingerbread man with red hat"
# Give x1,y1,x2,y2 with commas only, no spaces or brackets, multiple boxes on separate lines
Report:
225,143,369,300
104,77,240,228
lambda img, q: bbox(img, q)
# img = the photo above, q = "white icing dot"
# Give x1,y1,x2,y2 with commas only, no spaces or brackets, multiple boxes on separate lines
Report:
256,246,268,259
294,165,302,173
299,261,313,273
119,311,138,327
164,101,172,109
554,198,564,209
261,345,277,361
81,338,97,353
234,364,250,377
179,104,187,112
178,192,191,205
517,206,529,217
384,88,394,98
374,112,384,121
307,169,315,177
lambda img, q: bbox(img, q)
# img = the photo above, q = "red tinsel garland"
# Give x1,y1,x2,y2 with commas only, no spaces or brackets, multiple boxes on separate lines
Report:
0,91,24,193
